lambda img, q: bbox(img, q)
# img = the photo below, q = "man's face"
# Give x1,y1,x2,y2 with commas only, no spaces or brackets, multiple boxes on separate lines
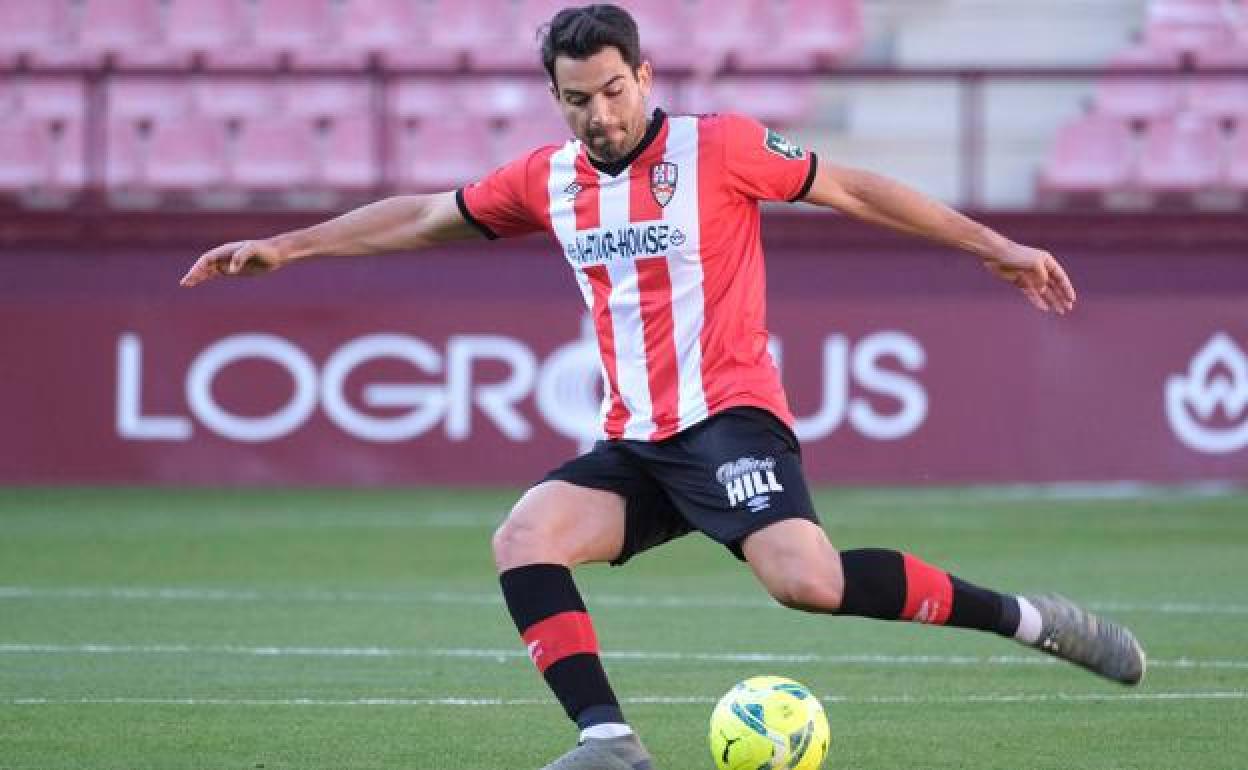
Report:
552,46,652,164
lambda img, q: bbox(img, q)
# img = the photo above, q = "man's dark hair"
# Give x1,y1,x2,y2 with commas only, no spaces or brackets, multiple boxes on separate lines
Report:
539,4,642,88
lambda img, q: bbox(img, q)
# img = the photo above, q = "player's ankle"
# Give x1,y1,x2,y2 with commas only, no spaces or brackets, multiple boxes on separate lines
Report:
579,722,634,741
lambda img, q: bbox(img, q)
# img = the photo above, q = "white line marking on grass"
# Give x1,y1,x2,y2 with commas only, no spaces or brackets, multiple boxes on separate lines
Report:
3,643,1246,672
5,692,1247,708
4,586,1247,616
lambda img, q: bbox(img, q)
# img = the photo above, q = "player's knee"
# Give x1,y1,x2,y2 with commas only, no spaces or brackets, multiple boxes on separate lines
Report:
492,503,567,570
492,516,541,570
768,572,844,613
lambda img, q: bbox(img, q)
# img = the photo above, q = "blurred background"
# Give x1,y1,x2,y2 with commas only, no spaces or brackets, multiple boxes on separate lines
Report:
2,0,1246,486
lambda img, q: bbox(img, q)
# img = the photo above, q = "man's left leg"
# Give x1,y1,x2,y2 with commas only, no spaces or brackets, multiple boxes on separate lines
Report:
741,518,1146,685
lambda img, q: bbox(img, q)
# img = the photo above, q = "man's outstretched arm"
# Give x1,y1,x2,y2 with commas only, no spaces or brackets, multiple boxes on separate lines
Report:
180,191,480,287
801,163,1077,314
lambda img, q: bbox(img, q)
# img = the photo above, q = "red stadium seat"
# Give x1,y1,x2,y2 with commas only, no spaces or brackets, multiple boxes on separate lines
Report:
163,0,251,67
463,78,555,121
1227,123,1248,189
493,113,572,164
1136,113,1223,191
193,78,282,119
76,0,175,68
1094,45,1185,122
0,0,74,67
687,0,760,74
1037,114,1136,200
388,80,459,122
230,117,319,188
693,77,817,127
732,0,863,69
1145,0,1237,54
284,78,373,119
340,0,453,69
624,0,699,73
107,80,195,122
19,78,86,123
393,116,493,191
204,0,335,70
314,115,379,188
427,0,518,69
144,119,231,189
0,116,85,191
1191,45,1248,122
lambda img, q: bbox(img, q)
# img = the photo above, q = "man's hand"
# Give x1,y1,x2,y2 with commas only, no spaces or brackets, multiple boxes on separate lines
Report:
981,244,1077,314
180,239,285,287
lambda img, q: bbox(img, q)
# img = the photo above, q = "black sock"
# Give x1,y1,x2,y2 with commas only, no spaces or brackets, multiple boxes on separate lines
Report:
499,564,625,728
837,548,1020,637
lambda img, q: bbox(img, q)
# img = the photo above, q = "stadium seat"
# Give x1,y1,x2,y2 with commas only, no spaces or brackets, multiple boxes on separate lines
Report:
194,78,283,119
339,0,453,69
230,117,319,188
686,0,761,73
393,115,493,191
204,0,333,70
163,0,251,67
143,118,231,190
463,78,555,121
76,0,175,68
683,77,817,127
107,80,195,122
1191,45,1248,123
19,78,86,123
427,0,519,69
493,112,572,163
388,80,460,122
731,0,864,69
626,0,699,73
0,0,73,67
0,116,85,191
1227,123,1248,189
314,115,379,188
1136,113,1223,191
1094,45,1185,122
1037,113,1136,199
1145,0,1237,54
284,78,373,119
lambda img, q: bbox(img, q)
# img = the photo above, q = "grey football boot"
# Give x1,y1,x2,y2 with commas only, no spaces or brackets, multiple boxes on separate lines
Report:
1024,593,1147,685
540,733,655,770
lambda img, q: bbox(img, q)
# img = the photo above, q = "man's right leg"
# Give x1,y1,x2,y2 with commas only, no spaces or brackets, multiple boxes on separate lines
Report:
493,480,654,770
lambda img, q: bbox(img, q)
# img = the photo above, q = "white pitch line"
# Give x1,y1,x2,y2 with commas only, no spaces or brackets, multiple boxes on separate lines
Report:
2,643,1247,671
2,586,1247,616
5,692,1247,708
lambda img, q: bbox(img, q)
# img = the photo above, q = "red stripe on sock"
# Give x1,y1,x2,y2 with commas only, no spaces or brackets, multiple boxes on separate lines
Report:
521,611,600,673
901,553,954,625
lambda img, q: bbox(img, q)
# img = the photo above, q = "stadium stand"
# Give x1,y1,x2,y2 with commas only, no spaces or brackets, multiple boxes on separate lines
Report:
1038,0,1248,208
1094,45,1186,123
1136,112,1224,193
3,0,1245,211
1036,114,1138,205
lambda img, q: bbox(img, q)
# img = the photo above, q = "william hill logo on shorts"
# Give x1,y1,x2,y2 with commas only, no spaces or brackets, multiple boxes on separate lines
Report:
717,456,785,513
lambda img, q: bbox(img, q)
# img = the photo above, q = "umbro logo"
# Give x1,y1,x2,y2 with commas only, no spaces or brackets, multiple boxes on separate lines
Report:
563,182,582,201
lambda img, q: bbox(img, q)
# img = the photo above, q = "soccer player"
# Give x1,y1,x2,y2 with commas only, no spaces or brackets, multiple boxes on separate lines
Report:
181,5,1146,769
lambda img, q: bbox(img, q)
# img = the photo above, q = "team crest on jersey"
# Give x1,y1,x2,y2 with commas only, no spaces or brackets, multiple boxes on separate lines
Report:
650,161,678,207
764,128,805,160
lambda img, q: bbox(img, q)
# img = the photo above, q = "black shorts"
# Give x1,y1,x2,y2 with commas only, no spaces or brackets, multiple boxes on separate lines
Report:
541,407,819,564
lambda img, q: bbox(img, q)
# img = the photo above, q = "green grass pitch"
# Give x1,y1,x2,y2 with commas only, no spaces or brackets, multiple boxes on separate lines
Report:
1,486,1246,769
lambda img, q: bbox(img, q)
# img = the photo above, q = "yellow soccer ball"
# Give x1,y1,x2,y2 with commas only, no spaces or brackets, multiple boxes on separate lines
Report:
708,676,830,770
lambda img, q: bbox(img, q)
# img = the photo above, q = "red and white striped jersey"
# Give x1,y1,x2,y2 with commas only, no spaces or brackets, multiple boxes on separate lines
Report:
457,109,817,441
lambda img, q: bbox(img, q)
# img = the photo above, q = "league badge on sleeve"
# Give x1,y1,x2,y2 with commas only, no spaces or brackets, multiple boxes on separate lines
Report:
764,128,805,160
650,161,678,207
